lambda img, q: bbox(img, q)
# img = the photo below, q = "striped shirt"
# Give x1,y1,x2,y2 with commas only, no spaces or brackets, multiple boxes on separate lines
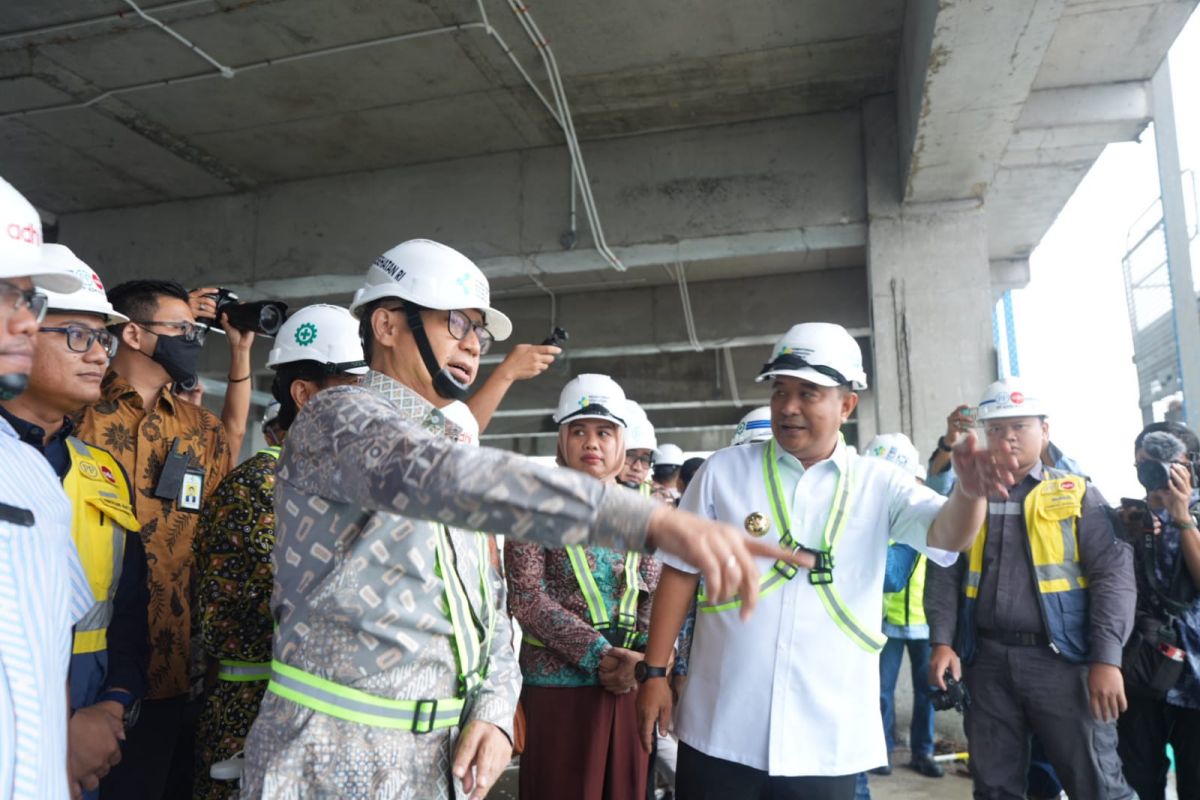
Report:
0,416,92,800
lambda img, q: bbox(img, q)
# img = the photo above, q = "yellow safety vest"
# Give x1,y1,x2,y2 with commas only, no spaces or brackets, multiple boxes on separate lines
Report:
524,547,643,650
698,437,886,654
959,468,1090,662
64,436,140,655
265,524,496,732
217,447,280,684
883,554,927,629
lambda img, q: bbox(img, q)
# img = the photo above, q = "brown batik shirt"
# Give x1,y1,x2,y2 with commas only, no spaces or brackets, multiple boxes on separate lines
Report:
76,370,229,699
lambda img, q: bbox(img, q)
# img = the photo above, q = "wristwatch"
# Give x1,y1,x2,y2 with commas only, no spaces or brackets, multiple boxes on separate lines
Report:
634,662,669,683
96,689,141,729
936,435,953,453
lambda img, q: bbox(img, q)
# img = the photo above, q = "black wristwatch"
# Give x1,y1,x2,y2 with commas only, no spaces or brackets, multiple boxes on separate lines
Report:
635,662,669,683
936,435,953,453
96,689,141,729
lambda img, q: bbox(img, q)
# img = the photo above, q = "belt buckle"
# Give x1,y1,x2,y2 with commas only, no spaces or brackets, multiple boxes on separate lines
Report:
413,698,439,734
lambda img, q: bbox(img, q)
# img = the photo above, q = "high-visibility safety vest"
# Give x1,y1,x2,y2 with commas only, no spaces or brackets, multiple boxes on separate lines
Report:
64,436,140,655
265,525,496,732
957,468,1090,664
216,446,280,684
698,437,887,654
524,547,643,650
883,554,927,629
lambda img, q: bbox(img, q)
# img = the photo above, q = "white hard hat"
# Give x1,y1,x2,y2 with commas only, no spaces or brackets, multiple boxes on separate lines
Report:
348,239,512,341
623,400,658,452
977,378,1046,421
553,374,628,427
441,400,480,447
37,245,127,324
863,433,923,479
756,323,867,390
732,406,773,446
0,178,81,294
267,304,368,374
656,443,685,467
261,400,280,427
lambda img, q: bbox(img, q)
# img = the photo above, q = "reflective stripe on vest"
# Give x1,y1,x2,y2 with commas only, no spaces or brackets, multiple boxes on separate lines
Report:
64,437,140,655
524,547,643,650
266,660,464,732
639,483,651,498
218,660,271,682
698,438,886,654
883,554,927,628
961,468,1089,661
257,446,282,460
269,526,495,729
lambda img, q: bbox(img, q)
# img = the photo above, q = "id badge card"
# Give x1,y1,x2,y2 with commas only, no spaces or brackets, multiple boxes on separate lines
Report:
178,468,205,513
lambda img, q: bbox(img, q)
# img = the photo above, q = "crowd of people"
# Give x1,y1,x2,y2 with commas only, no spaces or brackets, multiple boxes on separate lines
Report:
1,165,1198,800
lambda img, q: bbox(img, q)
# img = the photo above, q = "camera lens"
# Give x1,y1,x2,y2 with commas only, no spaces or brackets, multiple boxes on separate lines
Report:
1136,460,1171,493
258,303,285,337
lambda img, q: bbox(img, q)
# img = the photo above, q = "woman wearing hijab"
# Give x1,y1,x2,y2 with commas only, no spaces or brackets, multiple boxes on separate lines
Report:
506,374,662,800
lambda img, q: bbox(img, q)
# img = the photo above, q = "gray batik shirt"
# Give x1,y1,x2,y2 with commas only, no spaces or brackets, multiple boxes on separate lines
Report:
240,371,656,800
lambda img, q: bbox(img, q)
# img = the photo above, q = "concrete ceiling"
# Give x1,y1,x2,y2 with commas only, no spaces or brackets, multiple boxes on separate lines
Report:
1,0,1195,451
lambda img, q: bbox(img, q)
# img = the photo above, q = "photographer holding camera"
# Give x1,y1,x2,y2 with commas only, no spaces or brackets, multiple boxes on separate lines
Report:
1116,422,1200,800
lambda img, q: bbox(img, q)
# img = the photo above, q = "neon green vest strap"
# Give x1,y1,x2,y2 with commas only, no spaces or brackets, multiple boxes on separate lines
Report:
525,547,642,650
257,446,282,459
218,659,271,682
639,483,651,498
699,439,885,654
434,526,496,695
266,660,464,732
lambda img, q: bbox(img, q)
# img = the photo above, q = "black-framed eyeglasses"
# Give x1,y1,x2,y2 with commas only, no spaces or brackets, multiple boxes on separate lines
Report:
625,452,654,467
446,309,494,355
130,319,207,344
40,325,119,358
0,282,48,322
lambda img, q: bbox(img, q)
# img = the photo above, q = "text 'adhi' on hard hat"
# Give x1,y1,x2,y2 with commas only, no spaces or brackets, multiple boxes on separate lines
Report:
756,322,867,390
37,244,127,325
267,304,368,374
976,378,1046,421
553,374,629,428
0,177,82,294
732,406,773,447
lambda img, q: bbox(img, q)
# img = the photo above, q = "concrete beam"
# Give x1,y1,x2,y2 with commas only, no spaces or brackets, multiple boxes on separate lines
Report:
899,0,1066,203
58,112,866,290
990,258,1031,298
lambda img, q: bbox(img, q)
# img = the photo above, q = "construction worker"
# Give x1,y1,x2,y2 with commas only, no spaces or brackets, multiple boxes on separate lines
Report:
0,176,92,799
653,443,686,498
0,249,152,798
620,398,658,495
732,406,773,447
860,433,942,780
924,379,1136,799
507,374,661,800
638,322,1015,800
192,305,367,800
239,239,793,799
260,401,284,447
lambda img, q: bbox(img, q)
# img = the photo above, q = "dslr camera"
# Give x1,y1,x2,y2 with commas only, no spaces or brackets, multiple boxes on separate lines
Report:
1136,430,1199,494
198,288,288,337
930,669,970,713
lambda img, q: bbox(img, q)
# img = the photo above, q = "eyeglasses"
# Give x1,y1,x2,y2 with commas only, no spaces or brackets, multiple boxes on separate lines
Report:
446,309,493,355
0,283,48,322
625,452,654,467
130,320,207,344
40,325,119,358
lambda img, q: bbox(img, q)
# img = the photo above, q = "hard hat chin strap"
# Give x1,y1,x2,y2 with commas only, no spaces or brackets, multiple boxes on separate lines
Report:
404,303,468,401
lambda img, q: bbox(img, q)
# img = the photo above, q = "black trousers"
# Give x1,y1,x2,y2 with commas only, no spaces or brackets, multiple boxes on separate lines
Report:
100,694,202,800
1118,691,1200,800
676,742,856,800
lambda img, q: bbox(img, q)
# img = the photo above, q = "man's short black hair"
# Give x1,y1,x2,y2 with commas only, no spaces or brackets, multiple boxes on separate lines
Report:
1135,421,1200,456
679,456,706,493
270,361,347,431
106,280,190,328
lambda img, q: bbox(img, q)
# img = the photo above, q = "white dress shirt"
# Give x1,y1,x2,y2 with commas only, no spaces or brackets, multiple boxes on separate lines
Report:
662,437,955,776
0,417,91,800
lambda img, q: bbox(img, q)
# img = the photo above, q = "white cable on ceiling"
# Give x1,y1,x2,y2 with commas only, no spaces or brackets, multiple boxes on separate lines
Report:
120,0,234,78
666,260,703,351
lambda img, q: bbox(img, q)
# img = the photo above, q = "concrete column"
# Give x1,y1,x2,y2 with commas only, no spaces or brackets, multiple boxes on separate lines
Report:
864,96,996,457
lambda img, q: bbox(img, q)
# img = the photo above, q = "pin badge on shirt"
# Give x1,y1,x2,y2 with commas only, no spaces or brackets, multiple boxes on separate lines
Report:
178,468,204,513
744,512,770,537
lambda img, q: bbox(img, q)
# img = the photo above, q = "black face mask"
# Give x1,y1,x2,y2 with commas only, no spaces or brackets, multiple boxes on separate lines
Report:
146,333,202,392
0,373,28,401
